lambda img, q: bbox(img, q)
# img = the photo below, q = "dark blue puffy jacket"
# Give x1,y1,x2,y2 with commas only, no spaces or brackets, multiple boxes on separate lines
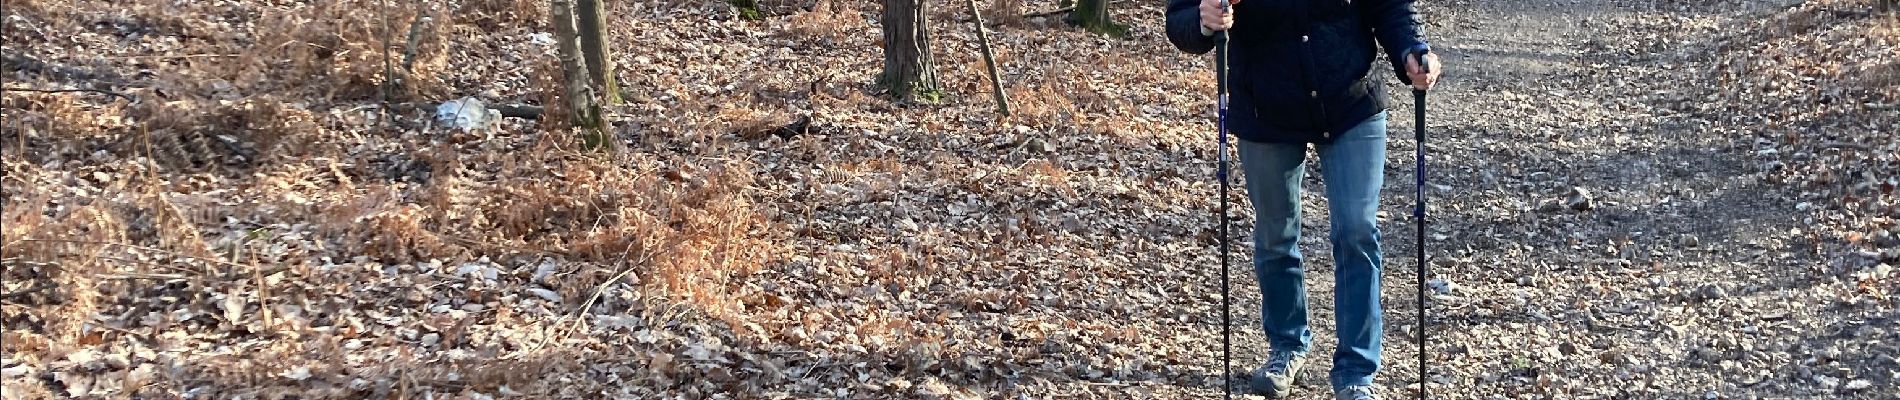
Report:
1166,0,1429,144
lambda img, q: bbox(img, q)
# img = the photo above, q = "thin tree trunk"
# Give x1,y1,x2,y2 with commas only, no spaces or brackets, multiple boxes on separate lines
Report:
552,0,607,150
880,0,941,103
402,14,431,73
967,0,1009,117
577,0,620,104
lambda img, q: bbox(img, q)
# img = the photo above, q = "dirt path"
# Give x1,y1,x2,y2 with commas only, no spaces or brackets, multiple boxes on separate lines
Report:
1024,0,1898,398
1406,0,1895,398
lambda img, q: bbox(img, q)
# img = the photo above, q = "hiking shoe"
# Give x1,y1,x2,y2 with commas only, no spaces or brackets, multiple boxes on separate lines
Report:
1247,350,1307,397
1334,385,1380,400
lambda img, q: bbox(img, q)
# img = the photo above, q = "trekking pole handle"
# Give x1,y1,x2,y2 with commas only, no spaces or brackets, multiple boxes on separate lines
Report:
1410,45,1433,92
1212,0,1230,45
1213,0,1231,113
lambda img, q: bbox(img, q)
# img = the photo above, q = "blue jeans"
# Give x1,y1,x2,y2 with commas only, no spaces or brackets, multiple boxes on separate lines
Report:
1236,111,1387,391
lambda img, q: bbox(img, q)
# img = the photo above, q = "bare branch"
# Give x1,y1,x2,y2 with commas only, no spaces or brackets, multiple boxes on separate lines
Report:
1023,5,1074,18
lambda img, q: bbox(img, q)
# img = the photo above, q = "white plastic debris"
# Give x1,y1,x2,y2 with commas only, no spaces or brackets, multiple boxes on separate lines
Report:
0,364,32,378
528,32,555,46
1844,379,1873,391
527,287,563,303
282,366,312,381
435,97,502,131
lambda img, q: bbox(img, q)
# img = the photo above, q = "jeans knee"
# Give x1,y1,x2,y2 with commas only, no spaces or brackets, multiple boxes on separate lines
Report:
1254,237,1301,276
1255,238,1296,259
1253,218,1300,256
1330,222,1380,250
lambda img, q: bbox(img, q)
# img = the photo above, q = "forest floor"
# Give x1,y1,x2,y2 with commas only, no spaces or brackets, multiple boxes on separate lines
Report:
2,0,1896,399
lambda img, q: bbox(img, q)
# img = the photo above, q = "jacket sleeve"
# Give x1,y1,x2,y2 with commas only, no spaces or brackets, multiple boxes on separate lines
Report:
1166,0,1216,55
1355,0,1430,85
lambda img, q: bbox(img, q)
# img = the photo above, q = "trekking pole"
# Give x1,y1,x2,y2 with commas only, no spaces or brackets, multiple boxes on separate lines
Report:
1411,47,1432,399
1211,2,1232,399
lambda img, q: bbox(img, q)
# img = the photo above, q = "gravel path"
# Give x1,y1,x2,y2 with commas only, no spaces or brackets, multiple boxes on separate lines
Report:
1058,0,1900,398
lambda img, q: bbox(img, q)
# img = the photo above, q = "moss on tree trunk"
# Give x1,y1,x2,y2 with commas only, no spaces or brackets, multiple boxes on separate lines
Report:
730,0,762,20
552,0,607,150
1068,0,1126,37
577,0,620,105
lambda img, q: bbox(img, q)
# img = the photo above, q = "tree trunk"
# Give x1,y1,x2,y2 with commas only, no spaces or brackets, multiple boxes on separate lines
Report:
966,0,1009,116
552,0,607,150
1069,0,1125,37
577,0,620,105
731,0,762,20
401,14,430,73
880,0,942,103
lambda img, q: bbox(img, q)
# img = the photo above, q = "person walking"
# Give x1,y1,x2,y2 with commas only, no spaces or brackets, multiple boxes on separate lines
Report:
1164,0,1442,399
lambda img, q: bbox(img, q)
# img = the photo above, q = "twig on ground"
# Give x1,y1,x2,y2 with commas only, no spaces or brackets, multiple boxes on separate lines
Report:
1023,0,1127,19
9,239,253,273
1,86,136,103
495,103,545,119
91,323,153,341
98,272,189,281
96,255,205,275
1586,317,1663,334
429,231,569,256
0,257,59,269
100,54,238,60
1,284,56,300
1819,141,1872,151
1024,6,1074,18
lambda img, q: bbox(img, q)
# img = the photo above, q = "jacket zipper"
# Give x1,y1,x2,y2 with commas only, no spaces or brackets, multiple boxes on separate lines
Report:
1300,1,1329,139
